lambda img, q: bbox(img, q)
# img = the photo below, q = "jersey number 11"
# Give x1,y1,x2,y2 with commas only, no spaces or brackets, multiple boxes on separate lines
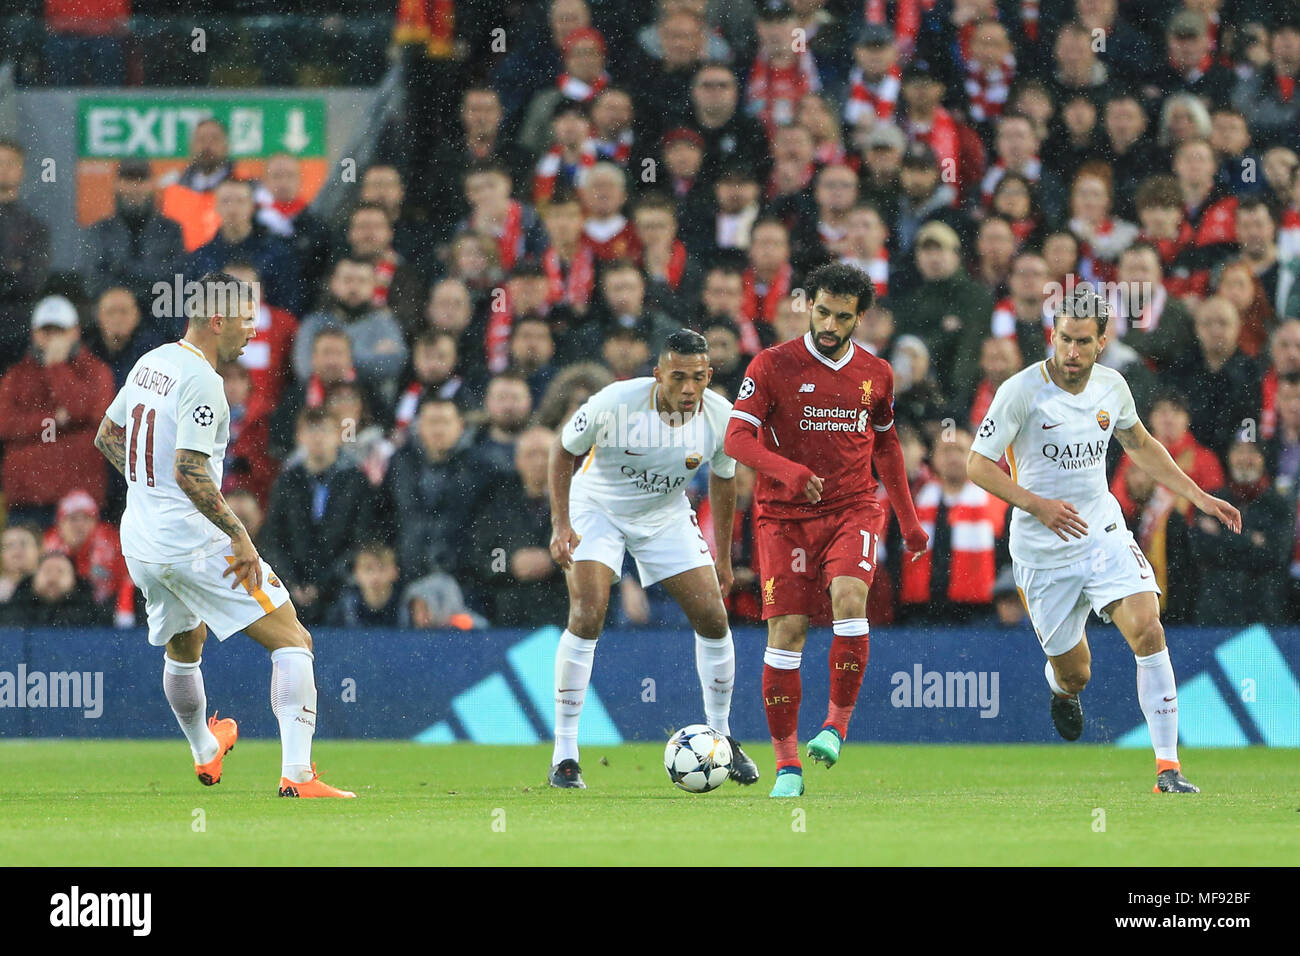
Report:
128,403,157,487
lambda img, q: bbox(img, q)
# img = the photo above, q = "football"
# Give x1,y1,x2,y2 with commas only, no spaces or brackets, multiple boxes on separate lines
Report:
664,724,732,793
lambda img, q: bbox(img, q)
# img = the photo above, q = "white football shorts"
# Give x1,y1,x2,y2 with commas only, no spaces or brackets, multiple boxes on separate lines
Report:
1012,524,1161,657
570,505,715,587
126,550,292,646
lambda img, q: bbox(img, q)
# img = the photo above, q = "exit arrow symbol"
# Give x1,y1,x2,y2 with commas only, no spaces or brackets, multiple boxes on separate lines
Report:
281,109,310,153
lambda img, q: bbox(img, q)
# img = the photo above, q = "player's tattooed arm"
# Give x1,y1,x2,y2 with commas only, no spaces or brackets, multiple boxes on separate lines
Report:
174,449,248,541
94,416,127,476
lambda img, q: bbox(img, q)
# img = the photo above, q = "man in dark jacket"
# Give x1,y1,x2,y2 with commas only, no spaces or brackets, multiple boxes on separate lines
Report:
80,160,185,309
384,397,486,581
466,427,567,626
82,287,169,388
893,221,993,403
1189,436,1292,625
0,552,108,628
1170,296,1262,460
259,406,376,625
0,140,51,376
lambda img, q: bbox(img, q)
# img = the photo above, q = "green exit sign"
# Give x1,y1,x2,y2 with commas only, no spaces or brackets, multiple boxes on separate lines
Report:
78,97,327,159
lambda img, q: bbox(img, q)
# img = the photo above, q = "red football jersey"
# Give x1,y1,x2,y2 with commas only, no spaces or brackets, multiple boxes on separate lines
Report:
730,332,895,519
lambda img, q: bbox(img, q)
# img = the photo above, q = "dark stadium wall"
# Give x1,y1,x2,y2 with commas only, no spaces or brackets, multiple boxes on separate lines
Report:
0,625,1296,748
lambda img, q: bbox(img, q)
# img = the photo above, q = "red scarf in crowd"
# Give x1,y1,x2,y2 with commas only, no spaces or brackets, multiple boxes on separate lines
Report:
909,107,960,186
543,245,595,310
900,481,1006,605
747,50,820,136
595,129,633,165
557,71,608,102
1020,0,1039,42
649,240,689,291
1263,366,1280,440
1279,73,1296,104
863,0,925,57
965,53,1016,124
741,263,792,324
534,140,597,204
981,155,1040,207
272,197,306,219
370,250,398,307
305,366,356,408
484,286,515,374
494,201,525,272
845,65,900,127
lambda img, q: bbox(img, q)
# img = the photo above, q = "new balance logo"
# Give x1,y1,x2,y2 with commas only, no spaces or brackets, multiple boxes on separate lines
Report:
798,383,815,393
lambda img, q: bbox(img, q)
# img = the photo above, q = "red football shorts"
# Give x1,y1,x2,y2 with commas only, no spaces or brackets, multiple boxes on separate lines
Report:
755,505,884,625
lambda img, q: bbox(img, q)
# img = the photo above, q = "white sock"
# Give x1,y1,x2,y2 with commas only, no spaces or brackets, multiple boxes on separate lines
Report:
695,630,735,737
553,629,597,765
163,656,219,763
1136,648,1179,765
764,647,802,670
1044,658,1071,697
271,646,317,783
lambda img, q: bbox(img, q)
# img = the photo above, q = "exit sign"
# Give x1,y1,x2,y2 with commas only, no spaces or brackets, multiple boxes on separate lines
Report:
78,97,327,159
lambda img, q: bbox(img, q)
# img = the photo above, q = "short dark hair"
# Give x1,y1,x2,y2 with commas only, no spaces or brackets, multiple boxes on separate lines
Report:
1151,388,1189,413
350,201,392,225
297,405,336,429
463,158,511,184
1236,195,1274,220
661,328,709,357
804,262,875,315
187,271,255,326
1053,283,1110,337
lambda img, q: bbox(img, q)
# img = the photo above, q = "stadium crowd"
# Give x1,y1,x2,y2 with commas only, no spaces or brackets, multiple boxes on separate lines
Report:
3,0,1300,632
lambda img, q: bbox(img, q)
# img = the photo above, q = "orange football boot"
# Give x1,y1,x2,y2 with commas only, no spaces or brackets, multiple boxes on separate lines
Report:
195,713,239,786
278,763,357,798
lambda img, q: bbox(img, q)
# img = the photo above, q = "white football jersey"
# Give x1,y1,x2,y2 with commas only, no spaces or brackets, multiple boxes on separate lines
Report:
970,360,1138,570
561,378,737,528
105,340,231,564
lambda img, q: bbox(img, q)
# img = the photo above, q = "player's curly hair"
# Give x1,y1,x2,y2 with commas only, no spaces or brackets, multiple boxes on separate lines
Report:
803,261,875,315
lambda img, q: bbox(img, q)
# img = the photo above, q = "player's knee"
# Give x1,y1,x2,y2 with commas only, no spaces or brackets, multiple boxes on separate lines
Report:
296,623,314,653
567,600,606,638
1059,663,1090,694
695,610,730,641
1133,618,1165,656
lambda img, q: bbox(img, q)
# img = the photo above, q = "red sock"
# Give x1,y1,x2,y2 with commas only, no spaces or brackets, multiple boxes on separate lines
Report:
825,625,870,739
763,660,802,770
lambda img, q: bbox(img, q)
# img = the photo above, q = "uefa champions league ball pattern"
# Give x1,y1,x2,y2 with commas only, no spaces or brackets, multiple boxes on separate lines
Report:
664,724,732,793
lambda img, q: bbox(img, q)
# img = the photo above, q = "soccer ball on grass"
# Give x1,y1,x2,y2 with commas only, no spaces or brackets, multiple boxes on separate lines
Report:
664,724,732,793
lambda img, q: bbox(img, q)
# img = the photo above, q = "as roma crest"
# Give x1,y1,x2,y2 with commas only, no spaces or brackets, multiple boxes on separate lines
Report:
685,452,703,469
1097,410,1111,430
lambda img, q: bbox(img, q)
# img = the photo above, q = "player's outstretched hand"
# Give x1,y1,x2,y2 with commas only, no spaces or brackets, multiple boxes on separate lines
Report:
803,474,824,503
550,522,582,569
1032,498,1089,541
903,526,929,562
1199,494,1242,534
223,532,263,592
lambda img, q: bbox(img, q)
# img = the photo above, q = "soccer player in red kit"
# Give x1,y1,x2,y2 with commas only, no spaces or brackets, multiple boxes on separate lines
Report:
724,262,928,797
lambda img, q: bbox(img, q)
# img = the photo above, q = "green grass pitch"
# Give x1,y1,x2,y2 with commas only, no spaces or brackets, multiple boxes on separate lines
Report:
2,741,1295,866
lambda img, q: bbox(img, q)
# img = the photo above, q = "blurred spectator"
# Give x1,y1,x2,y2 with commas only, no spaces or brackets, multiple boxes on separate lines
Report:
224,261,298,423
688,63,769,185
0,552,107,628
42,0,127,86
898,427,1007,624
461,159,547,273
1233,197,1291,319
1043,93,1105,188
746,4,822,138
799,94,855,170
42,489,133,626
467,372,534,477
402,571,486,630
188,179,303,315
1262,318,1300,440
1073,0,1153,82
634,9,711,135
1068,164,1139,283
578,163,641,262
259,407,376,626
658,127,713,249
385,397,484,580
992,568,1027,626
1145,10,1236,111
590,261,679,356
899,61,984,208
701,164,763,258
1264,146,1299,224
259,155,333,301
467,426,566,626
1264,371,1300,496
742,219,793,326
293,258,408,404
509,315,559,406
0,141,51,375
80,160,185,307
519,26,612,154
972,216,1017,299
838,203,891,302
220,360,278,508
1170,295,1261,457
894,221,992,404
967,335,1023,429
1216,259,1275,358
492,0,593,124
857,124,906,236
345,202,425,341
394,331,466,437
328,542,404,628
1231,14,1300,150
83,287,168,389
484,260,554,376
982,114,1066,224
1210,107,1263,197
1103,91,1163,222
0,297,115,525
701,316,746,400
991,251,1052,366
1112,390,1225,516
766,123,817,202
272,326,368,459
635,193,703,317
1189,436,1291,625
158,118,236,252
226,488,264,544
852,302,894,355
892,143,966,267
360,164,438,280
845,23,901,129
1174,138,1240,277
779,162,859,273
539,188,596,321
0,524,40,606
1121,462,1196,625
533,100,598,207
533,361,613,431
890,335,945,432
325,381,395,487
1113,242,1197,371
602,326,653,379
1159,92,1214,156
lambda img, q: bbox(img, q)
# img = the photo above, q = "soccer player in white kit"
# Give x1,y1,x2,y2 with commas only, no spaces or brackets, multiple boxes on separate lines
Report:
93,271,354,798
546,329,759,788
967,287,1241,794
